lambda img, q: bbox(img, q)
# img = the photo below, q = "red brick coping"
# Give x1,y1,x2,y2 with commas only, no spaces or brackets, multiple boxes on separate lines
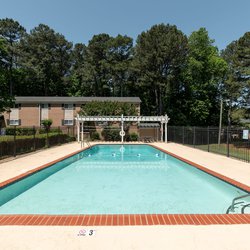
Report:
1,214,250,226
0,144,250,226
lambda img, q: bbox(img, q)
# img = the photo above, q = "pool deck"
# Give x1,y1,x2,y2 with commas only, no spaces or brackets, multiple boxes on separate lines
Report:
0,142,250,249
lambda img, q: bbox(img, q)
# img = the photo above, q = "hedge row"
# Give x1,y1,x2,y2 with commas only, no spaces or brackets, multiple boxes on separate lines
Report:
0,134,75,159
4,127,62,136
99,129,139,141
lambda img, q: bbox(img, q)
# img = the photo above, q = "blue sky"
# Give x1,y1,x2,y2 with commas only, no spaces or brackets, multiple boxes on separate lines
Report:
0,0,249,50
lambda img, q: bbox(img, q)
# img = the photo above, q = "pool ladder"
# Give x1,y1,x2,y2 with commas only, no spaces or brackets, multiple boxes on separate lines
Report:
226,193,250,214
81,140,91,148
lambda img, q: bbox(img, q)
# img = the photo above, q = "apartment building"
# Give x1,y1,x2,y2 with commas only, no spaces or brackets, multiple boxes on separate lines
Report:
2,96,141,127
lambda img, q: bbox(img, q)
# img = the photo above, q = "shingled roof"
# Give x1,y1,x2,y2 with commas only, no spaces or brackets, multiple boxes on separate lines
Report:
14,96,141,104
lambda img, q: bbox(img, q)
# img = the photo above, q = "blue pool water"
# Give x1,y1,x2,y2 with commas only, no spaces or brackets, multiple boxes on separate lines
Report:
0,144,248,214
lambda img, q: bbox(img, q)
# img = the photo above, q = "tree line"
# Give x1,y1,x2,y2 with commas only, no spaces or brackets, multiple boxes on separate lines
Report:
0,18,249,126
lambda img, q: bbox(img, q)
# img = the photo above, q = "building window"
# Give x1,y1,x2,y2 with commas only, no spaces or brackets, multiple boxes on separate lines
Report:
63,104,75,110
13,104,21,109
63,120,74,126
41,104,48,109
9,120,20,126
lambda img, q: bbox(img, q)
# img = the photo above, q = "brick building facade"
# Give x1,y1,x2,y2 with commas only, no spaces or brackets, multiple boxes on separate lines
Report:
2,96,141,128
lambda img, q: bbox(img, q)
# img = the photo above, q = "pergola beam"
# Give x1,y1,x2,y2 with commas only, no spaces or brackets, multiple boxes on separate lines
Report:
76,115,169,123
76,114,170,143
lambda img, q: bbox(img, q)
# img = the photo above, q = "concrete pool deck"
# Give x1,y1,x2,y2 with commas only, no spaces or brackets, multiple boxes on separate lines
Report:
0,142,250,249
1,225,250,250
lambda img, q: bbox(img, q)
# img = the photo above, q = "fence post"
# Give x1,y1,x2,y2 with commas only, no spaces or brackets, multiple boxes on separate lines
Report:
13,126,16,157
46,130,49,148
227,126,229,157
33,126,36,151
173,126,175,142
193,126,196,148
207,126,210,152
182,126,185,144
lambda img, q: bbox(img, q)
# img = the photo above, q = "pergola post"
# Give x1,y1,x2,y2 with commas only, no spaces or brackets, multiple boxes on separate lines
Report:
165,114,169,143
165,120,167,143
121,114,124,143
156,126,159,141
81,121,84,146
160,120,163,142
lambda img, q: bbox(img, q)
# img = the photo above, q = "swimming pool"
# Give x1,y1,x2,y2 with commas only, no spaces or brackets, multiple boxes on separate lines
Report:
0,144,249,214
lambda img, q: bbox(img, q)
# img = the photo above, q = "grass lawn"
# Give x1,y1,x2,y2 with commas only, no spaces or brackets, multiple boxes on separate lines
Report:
195,143,249,162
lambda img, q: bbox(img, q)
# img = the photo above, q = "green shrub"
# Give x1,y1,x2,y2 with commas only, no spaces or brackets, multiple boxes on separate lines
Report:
128,132,139,141
38,128,62,134
19,128,35,136
5,127,35,136
5,127,17,135
79,101,137,116
101,128,120,141
90,132,100,141
41,119,53,131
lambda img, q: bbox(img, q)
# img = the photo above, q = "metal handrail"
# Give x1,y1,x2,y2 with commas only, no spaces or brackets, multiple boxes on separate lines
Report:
80,140,91,148
230,193,250,212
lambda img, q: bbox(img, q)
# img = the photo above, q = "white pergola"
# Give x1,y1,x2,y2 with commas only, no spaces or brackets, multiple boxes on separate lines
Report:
76,114,170,143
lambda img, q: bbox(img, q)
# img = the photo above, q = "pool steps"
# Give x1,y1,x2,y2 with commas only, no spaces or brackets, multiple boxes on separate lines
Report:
227,194,250,214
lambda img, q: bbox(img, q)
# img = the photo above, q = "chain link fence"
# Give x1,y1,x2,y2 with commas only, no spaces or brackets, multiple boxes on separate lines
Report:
168,126,250,162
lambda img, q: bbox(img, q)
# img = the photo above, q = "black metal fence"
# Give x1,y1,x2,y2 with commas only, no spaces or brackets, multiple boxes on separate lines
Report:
168,126,250,163
0,126,76,160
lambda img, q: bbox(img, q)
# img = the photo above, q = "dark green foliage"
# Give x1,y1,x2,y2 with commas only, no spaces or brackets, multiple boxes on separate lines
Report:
68,43,87,96
41,119,53,132
183,28,227,126
74,34,134,97
48,134,75,144
107,35,133,97
41,118,53,147
0,18,26,44
133,24,188,116
38,127,61,134
221,32,250,126
101,128,120,141
18,24,72,96
0,18,26,96
83,34,112,96
0,38,14,112
5,126,62,135
90,131,100,141
0,94,14,113
79,101,137,116
237,32,250,79
5,127,35,136
128,132,138,141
